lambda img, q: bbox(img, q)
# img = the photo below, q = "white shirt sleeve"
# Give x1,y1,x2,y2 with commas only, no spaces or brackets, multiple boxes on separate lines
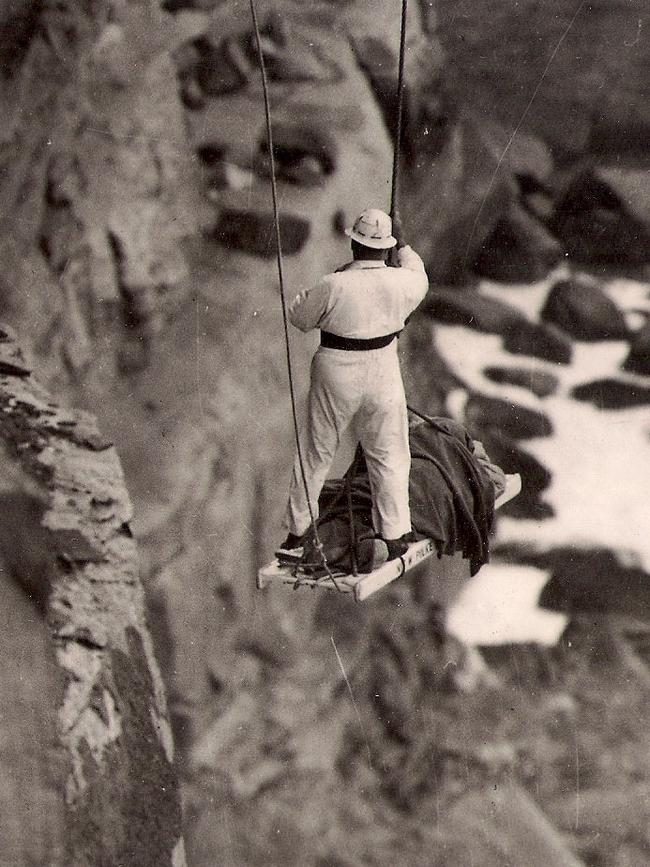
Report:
397,244,427,274
288,278,330,332
397,245,429,312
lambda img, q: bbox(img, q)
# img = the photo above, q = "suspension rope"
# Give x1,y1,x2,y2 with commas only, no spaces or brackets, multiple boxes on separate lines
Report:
248,0,338,587
390,0,409,220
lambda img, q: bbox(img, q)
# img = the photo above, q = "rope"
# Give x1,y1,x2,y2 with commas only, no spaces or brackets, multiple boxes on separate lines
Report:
344,451,361,577
390,0,409,220
248,0,338,587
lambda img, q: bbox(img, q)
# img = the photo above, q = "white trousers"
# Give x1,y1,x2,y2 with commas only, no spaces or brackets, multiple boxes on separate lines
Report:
285,343,411,540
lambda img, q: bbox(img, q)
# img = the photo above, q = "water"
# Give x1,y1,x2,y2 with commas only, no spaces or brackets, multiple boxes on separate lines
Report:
441,267,650,645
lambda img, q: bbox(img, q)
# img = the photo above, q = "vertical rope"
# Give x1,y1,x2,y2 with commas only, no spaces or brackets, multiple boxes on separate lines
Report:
248,0,335,584
390,0,409,220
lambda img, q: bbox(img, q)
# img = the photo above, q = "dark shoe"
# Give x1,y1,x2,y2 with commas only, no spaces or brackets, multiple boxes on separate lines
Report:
277,526,319,559
279,532,304,551
276,531,308,561
383,533,414,561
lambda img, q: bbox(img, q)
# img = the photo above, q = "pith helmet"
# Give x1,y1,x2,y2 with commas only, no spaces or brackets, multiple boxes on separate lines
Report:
345,208,397,249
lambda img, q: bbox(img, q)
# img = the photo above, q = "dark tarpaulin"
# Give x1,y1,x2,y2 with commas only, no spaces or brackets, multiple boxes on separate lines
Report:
317,415,499,576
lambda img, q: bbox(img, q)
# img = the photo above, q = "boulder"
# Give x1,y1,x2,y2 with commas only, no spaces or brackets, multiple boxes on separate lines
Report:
541,278,628,341
194,35,247,96
571,377,650,409
535,548,650,620
623,320,650,376
472,203,562,283
465,394,553,440
549,167,650,266
478,429,553,520
420,288,525,334
483,366,559,398
211,208,311,258
502,319,573,365
257,121,338,186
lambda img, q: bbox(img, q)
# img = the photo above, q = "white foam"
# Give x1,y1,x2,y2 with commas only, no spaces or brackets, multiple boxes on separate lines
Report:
447,563,567,646
437,271,650,643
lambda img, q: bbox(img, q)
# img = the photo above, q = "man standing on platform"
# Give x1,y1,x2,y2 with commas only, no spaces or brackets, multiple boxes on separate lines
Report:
279,208,429,562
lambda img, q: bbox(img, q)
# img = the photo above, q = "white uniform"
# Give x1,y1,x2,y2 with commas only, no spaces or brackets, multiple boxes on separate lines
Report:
285,245,429,540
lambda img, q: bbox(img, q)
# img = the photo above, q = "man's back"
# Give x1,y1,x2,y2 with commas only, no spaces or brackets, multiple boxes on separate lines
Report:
289,246,428,338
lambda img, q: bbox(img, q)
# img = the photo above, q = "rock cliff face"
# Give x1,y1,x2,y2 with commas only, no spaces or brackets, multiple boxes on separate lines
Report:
1,1,649,865
0,326,184,866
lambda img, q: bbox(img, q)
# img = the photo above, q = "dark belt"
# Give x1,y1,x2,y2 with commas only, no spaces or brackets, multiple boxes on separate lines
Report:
320,331,398,351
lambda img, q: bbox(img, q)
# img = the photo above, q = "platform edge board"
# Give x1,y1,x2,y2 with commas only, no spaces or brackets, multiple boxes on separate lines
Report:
495,472,521,509
353,538,437,601
257,562,356,592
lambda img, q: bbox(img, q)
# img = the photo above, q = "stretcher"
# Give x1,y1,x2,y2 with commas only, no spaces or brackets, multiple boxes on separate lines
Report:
257,473,522,602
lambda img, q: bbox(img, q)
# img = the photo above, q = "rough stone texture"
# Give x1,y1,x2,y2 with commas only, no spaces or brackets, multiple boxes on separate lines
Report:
405,117,518,284
193,35,248,97
0,328,185,867
541,277,629,342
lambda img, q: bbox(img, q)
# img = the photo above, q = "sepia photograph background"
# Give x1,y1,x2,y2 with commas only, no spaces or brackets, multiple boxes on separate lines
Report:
0,0,648,864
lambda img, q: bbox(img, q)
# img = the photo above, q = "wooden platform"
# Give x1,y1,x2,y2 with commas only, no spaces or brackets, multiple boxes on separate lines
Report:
257,473,521,602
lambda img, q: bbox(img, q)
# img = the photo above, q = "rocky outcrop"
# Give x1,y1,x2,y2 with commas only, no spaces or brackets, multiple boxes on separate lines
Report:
0,325,184,867
211,208,312,257
475,429,554,520
502,319,574,365
472,202,562,283
541,277,628,341
571,378,650,409
483,366,559,398
499,547,650,620
464,394,554,441
421,288,525,333
549,167,650,266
